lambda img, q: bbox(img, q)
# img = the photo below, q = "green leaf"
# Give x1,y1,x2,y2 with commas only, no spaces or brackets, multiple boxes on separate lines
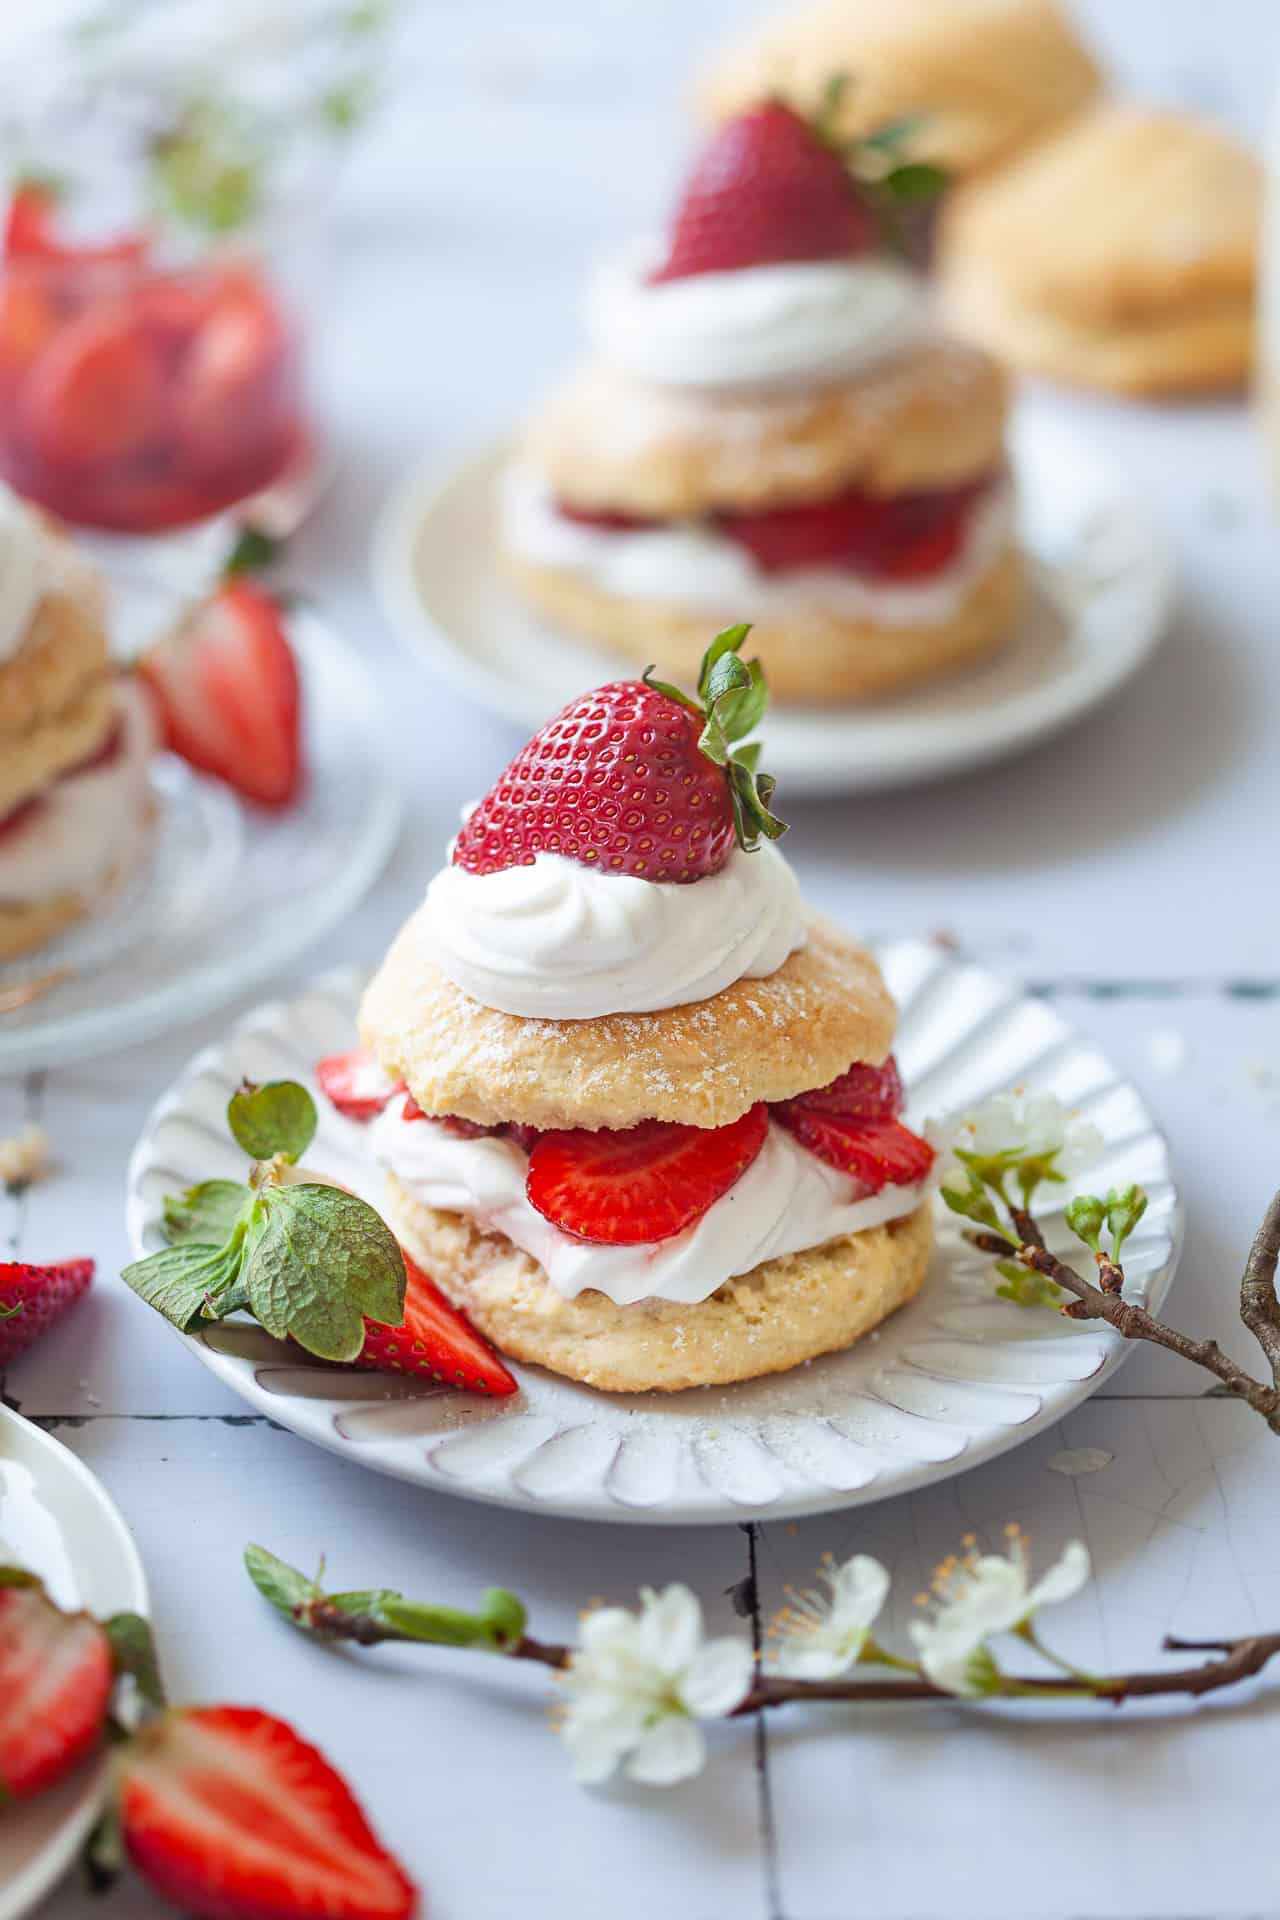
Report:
0,1566,41,1590
696,624,753,702
377,1596,513,1649
163,1180,252,1248
994,1261,1063,1308
1105,1184,1147,1261
1064,1194,1105,1254
713,657,769,746
121,1239,246,1333
103,1613,166,1710
940,1172,1009,1237
243,1184,405,1360
861,112,926,155
641,665,700,714
478,1587,527,1648
224,526,283,578
245,1544,322,1620
152,104,264,236
882,160,946,204
227,1080,317,1164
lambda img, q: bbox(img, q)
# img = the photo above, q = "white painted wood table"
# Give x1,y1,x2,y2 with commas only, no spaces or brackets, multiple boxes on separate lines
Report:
8,2,1280,1915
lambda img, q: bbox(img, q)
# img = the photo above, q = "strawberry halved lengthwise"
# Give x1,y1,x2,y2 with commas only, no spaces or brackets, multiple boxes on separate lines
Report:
0,1580,114,1799
315,1049,401,1123
357,1252,518,1396
0,1256,94,1365
117,1704,418,1920
526,1103,769,1245
138,578,302,811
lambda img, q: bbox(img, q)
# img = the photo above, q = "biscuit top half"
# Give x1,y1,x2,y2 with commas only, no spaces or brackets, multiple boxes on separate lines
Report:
359,630,896,1131
699,0,1101,178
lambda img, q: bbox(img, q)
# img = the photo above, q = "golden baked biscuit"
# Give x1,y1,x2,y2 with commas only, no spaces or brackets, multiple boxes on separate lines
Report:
939,105,1261,393
387,1173,933,1393
0,678,115,823
524,340,1009,519
0,584,110,741
360,915,897,1133
699,0,1100,178
505,542,1022,704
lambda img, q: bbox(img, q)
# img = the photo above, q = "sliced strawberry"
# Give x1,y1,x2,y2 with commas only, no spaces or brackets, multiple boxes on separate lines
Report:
20,303,168,467
0,276,62,388
357,1252,517,1395
139,578,302,810
173,267,294,475
526,1104,768,1245
776,1108,935,1193
0,1581,113,1799
651,103,878,283
0,1259,94,1365
316,1050,399,1123
556,500,657,533
4,182,148,268
720,477,989,580
117,1705,417,1920
790,1055,905,1121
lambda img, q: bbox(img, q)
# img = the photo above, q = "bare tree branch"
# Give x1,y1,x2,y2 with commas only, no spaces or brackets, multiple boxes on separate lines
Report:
1239,1188,1280,1388
970,1231,1280,1435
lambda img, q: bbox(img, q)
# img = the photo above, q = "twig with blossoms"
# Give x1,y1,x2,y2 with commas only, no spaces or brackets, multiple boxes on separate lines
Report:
244,1534,1280,1789
927,1089,1280,1436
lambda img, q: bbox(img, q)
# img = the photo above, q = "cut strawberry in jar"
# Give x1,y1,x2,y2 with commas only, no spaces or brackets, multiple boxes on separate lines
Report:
3,182,149,269
172,268,294,474
20,304,168,468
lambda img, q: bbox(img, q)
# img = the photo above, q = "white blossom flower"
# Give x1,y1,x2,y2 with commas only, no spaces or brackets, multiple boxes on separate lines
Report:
771,1554,890,1680
927,1089,1103,1191
909,1529,1091,1697
560,1583,753,1787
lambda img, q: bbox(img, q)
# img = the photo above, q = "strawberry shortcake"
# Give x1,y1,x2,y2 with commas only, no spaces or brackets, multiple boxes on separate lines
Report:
0,489,155,962
500,102,1023,703
328,630,936,1393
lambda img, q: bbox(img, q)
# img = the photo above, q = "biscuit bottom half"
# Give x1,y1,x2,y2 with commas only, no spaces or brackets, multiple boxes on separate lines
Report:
505,544,1022,704
385,1171,934,1394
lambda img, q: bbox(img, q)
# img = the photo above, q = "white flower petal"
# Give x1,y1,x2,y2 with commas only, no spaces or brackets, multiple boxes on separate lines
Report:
773,1637,855,1681
1026,1541,1091,1611
562,1709,636,1785
635,1584,704,1675
679,1636,754,1718
625,1713,707,1786
578,1606,641,1653
830,1553,891,1626
909,1619,985,1698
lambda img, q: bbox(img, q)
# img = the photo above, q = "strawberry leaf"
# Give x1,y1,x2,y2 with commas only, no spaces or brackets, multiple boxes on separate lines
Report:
696,623,753,701
227,1079,317,1163
104,1613,166,1710
243,1184,405,1360
163,1179,251,1247
122,1238,247,1332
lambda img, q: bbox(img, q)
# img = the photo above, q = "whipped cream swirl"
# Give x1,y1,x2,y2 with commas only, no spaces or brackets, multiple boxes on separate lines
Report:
373,1096,926,1308
587,240,929,393
421,839,806,1020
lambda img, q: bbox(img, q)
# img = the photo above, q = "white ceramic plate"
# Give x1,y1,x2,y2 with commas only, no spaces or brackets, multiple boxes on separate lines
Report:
0,608,401,1074
125,943,1180,1526
373,410,1174,797
0,1406,148,1920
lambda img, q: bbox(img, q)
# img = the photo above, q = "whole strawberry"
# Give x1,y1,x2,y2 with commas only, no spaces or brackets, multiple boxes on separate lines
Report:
452,624,784,884
651,101,879,283
0,1258,94,1364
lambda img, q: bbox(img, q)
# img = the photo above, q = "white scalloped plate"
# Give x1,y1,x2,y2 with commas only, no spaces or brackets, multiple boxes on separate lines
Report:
373,410,1175,796
125,943,1180,1525
0,1406,149,1920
